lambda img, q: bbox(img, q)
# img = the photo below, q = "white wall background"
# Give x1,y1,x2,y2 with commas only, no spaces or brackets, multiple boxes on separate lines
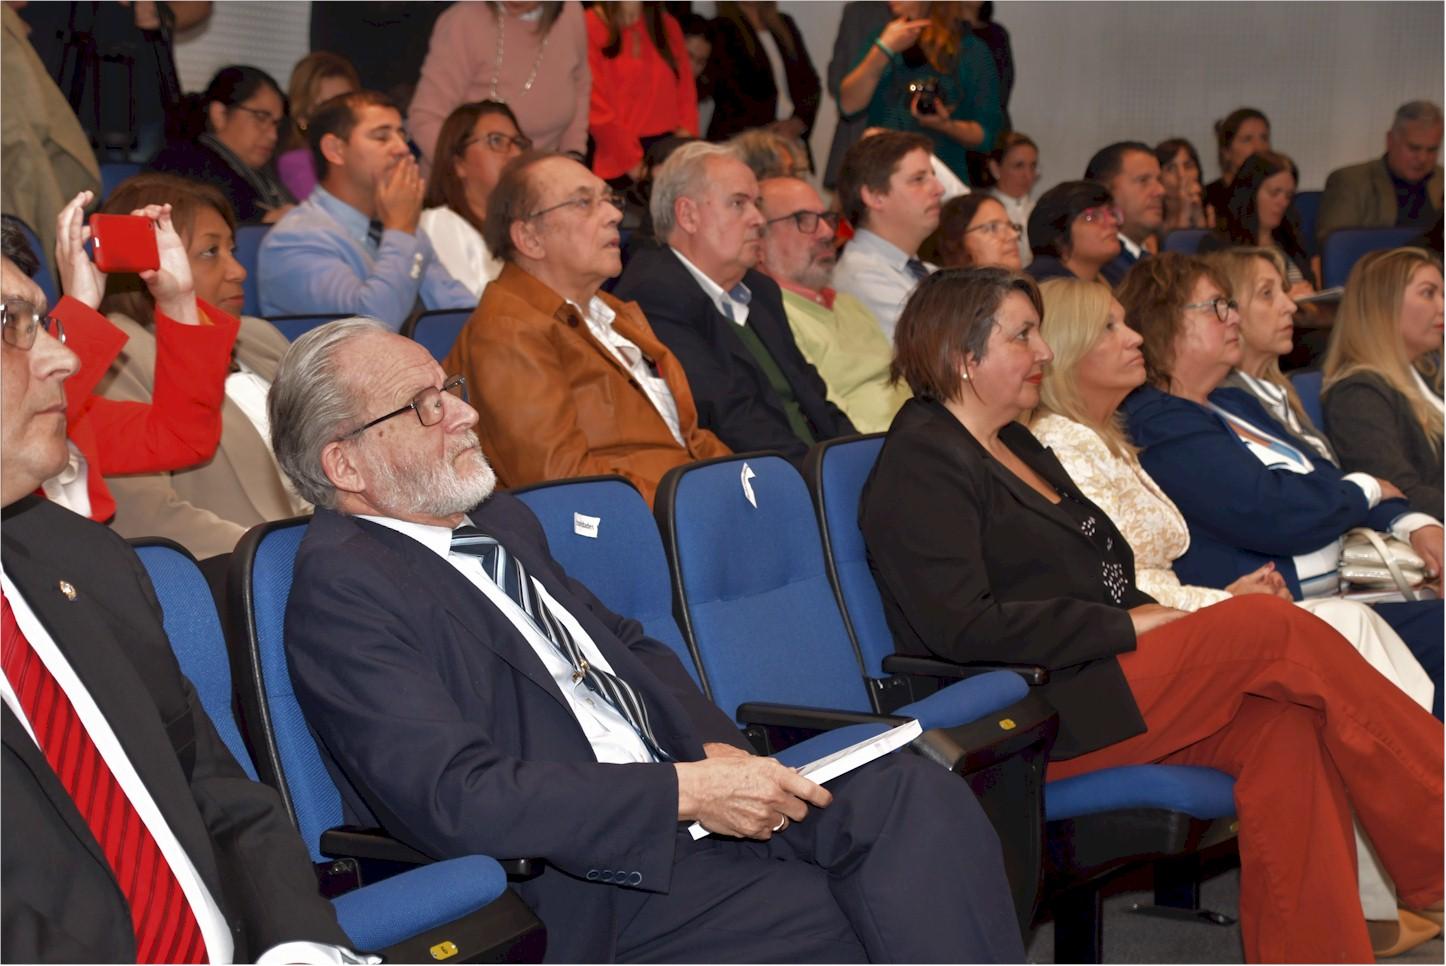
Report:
176,1,1444,192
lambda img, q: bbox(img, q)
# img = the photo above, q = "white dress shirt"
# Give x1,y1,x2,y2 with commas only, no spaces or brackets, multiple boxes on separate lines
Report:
669,247,752,325
39,440,92,518
359,515,657,765
418,206,504,300
570,296,685,446
833,229,935,340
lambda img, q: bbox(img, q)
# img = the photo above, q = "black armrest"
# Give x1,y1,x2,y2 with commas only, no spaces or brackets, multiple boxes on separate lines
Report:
322,826,539,878
735,702,908,732
882,654,1050,686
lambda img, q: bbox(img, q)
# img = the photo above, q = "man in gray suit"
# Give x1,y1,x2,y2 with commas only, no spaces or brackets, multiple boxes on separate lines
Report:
1317,100,1443,247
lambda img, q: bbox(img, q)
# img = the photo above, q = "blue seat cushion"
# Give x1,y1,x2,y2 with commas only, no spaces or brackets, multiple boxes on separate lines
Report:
773,721,893,769
331,855,508,951
896,670,1030,732
1045,764,1236,821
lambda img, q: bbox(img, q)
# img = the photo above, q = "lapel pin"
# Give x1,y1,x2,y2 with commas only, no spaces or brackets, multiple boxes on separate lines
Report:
58,580,77,601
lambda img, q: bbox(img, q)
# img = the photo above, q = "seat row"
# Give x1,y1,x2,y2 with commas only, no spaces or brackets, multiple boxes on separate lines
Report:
135,437,1245,962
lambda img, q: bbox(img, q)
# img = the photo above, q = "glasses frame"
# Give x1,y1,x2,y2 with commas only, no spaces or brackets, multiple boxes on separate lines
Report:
764,209,841,234
1079,205,1124,226
336,375,468,441
461,131,533,155
231,104,285,130
963,219,1023,237
1182,296,1239,322
526,190,624,222
1,300,65,350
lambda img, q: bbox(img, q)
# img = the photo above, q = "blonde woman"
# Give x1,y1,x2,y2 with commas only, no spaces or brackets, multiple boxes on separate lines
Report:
1030,275,1439,957
1323,248,1444,516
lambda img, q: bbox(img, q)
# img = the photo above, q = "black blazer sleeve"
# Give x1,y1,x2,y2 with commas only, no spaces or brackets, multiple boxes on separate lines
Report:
1323,373,1445,516
702,15,821,140
744,271,856,440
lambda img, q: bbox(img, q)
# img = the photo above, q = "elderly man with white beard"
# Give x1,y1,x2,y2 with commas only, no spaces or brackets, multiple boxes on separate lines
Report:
267,318,1026,964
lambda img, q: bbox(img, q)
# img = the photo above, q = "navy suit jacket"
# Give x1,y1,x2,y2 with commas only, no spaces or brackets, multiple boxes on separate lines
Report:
1,497,346,962
284,494,751,963
612,245,855,461
1100,243,1143,287
1124,385,1411,597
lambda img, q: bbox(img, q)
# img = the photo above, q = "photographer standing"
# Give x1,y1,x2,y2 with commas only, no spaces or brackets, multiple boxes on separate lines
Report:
838,0,1002,186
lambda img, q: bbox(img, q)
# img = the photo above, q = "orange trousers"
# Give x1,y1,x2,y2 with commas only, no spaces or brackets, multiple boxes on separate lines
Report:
1049,595,1444,963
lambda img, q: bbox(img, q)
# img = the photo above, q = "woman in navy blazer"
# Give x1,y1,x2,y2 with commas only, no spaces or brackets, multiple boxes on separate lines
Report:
1119,253,1444,715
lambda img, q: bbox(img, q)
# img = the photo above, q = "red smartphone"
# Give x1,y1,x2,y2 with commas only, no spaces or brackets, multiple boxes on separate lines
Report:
90,214,160,274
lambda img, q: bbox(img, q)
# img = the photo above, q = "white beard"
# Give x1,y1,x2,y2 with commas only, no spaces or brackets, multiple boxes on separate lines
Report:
364,430,497,518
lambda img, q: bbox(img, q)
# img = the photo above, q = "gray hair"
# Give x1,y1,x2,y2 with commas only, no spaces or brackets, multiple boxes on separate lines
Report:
268,317,385,509
1393,100,1443,132
649,140,741,240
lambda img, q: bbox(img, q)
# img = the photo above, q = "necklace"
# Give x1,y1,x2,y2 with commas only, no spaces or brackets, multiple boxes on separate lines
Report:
489,7,551,103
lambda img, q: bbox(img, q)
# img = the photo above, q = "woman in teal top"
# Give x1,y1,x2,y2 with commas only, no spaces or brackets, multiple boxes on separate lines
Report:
838,2,1003,184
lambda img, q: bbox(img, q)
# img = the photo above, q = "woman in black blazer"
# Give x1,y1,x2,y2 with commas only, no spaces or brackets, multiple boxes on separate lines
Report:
702,3,820,151
859,267,1443,964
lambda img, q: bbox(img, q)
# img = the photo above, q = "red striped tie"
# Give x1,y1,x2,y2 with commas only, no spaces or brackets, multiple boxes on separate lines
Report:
2,592,208,963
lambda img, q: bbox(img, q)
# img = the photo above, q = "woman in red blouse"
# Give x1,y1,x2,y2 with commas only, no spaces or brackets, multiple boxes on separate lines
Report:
586,1,699,183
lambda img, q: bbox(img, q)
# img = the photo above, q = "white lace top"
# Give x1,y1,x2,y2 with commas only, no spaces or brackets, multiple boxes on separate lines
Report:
1032,413,1232,611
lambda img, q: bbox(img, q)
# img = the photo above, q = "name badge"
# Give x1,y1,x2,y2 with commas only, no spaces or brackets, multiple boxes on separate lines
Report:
574,512,600,538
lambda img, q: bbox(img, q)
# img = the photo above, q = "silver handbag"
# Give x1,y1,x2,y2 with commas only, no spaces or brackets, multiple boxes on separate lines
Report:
1339,528,1426,601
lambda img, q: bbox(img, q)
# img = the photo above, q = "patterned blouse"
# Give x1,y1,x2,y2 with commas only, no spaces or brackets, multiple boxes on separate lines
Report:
1032,413,1232,611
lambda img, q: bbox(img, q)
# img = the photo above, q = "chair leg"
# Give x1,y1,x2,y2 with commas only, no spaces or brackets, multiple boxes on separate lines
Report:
1130,855,1236,927
1052,885,1104,964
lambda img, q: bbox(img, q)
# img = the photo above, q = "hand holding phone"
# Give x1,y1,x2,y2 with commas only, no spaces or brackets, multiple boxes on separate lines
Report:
91,213,161,274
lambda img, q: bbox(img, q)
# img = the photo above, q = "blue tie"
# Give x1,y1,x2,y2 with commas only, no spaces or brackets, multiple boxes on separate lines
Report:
450,526,671,761
905,258,930,282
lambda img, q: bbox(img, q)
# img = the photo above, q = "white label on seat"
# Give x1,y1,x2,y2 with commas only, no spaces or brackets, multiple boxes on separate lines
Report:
573,512,601,538
740,463,757,508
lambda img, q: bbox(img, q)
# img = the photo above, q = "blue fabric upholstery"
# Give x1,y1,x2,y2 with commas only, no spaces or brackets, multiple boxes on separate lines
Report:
331,855,508,951
1294,190,1322,254
267,314,338,343
1321,227,1421,288
515,478,700,686
246,521,343,861
1162,229,1209,254
664,455,878,721
14,218,58,307
235,223,268,317
1290,369,1326,431
99,162,142,201
134,542,257,780
895,672,1029,732
1045,765,1236,820
410,308,471,362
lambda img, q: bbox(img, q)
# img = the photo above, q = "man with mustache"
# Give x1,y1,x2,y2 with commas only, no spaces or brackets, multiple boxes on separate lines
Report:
1084,141,1165,287
614,141,854,463
443,152,729,507
834,130,945,340
258,91,473,330
757,176,909,433
273,318,1025,963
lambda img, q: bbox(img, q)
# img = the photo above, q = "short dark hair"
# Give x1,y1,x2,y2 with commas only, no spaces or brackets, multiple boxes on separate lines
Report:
836,130,933,227
1083,141,1153,185
1116,252,1231,388
1027,180,1113,259
424,100,522,236
483,150,559,262
172,64,287,142
309,89,401,181
0,216,39,277
892,266,1043,401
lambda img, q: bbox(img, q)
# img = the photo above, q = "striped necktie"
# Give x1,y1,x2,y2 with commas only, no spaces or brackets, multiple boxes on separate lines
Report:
449,527,671,761
2,593,208,963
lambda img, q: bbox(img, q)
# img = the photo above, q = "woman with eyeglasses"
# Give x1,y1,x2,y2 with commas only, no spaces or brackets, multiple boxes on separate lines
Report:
1024,180,1120,284
1118,253,1444,712
586,2,699,185
0,191,233,529
421,101,532,300
1200,151,1316,297
277,52,361,203
149,65,297,225
927,194,1022,271
858,266,1443,963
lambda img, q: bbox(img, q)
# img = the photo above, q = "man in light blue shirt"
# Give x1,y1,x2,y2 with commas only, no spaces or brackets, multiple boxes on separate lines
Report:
834,130,944,339
258,91,473,330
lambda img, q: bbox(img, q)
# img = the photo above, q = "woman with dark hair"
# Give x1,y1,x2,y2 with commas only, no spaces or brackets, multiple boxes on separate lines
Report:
1154,137,1209,233
838,0,1002,185
1203,106,1270,219
420,100,529,298
928,193,1022,270
586,1,698,184
409,1,589,163
277,51,361,202
702,2,819,152
149,65,296,224
1024,180,1120,283
1201,150,1315,295
859,265,1443,963
985,131,1038,264
96,173,306,559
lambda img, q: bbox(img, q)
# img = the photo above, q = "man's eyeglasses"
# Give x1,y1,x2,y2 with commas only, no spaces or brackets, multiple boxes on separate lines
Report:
1182,296,1239,322
337,375,467,441
1079,205,1123,226
461,131,533,155
2,300,65,350
963,219,1023,238
765,209,841,234
231,105,284,131
527,190,624,221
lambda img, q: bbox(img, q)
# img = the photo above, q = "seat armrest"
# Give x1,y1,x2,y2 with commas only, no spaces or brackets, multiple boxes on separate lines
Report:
735,702,908,732
322,826,539,878
882,654,1050,686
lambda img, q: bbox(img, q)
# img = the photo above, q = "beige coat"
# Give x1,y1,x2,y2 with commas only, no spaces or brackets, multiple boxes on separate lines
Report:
1316,157,1444,246
97,312,308,559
